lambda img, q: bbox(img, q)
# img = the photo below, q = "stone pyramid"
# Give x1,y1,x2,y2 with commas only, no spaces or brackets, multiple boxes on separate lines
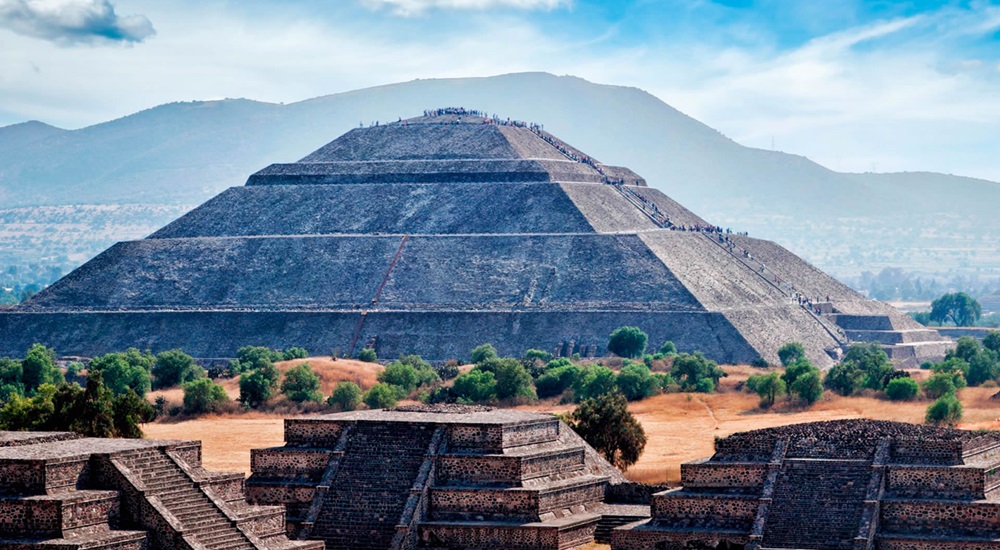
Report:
0,109,950,367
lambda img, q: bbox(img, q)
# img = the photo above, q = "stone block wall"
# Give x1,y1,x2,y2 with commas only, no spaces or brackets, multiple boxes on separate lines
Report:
886,465,985,500
650,491,757,530
679,461,767,490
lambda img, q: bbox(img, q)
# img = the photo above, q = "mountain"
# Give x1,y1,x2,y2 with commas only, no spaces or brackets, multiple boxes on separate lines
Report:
1,72,998,280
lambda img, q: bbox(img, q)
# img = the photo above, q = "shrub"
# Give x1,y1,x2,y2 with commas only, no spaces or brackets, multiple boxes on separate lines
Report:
926,394,963,426
569,392,646,470
524,349,553,364
790,370,823,405
470,343,498,364
152,349,203,390
672,352,725,392
885,377,920,401
750,357,771,368
182,378,229,415
88,349,154,397
781,358,816,388
378,362,419,394
777,342,806,367
437,360,460,380
234,346,279,372
747,372,785,407
843,343,895,391
281,363,323,403
476,358,535,401
328,381,362,411
608,326,648,358
21,344,63,394
922,372,959,399
452,370,497,403
238,370,274,408
616,362,658,401
281,347,309,361
572,365,618,401
357,348,378,363
364,383,400,409
535,365,580,399
824,361,865,396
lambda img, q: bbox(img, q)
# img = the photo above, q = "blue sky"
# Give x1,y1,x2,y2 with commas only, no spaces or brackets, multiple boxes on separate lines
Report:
2,0,1000,180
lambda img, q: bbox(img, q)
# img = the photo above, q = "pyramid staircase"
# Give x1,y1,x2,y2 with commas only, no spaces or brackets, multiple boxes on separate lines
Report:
0,432,322,550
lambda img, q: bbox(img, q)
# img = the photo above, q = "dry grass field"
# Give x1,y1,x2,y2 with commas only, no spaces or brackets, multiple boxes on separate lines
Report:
143,361,1000,484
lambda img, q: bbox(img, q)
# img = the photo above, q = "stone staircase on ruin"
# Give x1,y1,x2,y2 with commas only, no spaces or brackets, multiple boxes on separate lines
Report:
116,448,256,550
308,421,437,550
759,458,871,550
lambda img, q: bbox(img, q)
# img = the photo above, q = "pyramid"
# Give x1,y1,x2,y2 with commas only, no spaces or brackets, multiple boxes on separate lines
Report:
0,109,951,367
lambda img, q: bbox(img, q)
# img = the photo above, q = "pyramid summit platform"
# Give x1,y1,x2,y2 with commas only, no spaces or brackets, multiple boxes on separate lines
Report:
0,108,949,366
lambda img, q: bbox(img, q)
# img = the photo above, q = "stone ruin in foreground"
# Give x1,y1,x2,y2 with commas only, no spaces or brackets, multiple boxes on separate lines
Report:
3,413,1000,549
613,419,1000,550
0,431,321,550
0,109,949,368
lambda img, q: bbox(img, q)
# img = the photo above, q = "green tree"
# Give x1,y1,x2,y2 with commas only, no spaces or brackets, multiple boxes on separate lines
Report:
824,362,865,396
238,370,274,408
777,342,806,367
281,347,309,360
747,372,785,407
885,377,920,401
21,344,63,394
535,365,581,399
930,292,982,327
470,343,498,364
378,362,419,394
790,370,824,405
364,383,400,409
476,358,535,401
0,358,24,403
234,346,279,373
983,331,1000,354
88,350,153,397
281,363,323,403
925,394,963,426
75,371,116,438
357,348,378,363
524,349,553,364
671,352,725,392
328,381,362,411
152,349,204,389
183,378,229,414
569,392,647,470
607,326,648,358
922,372,959,400
658,341,678,356
112,390,156,438
572,365,618,401
452,370,497,403
835,343,895,392
616,362,658,401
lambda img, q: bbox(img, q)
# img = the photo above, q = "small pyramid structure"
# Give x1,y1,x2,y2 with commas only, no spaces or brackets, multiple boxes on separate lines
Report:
0,108,950,366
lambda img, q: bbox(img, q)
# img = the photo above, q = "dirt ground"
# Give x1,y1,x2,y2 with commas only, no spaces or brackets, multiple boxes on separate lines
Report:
143,363,1000,482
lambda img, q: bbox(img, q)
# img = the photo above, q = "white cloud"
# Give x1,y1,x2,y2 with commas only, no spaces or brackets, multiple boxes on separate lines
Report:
360,0,570,17
0,0,154,45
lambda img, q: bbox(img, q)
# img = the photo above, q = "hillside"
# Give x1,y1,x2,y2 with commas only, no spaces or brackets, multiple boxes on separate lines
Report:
1,72,998,280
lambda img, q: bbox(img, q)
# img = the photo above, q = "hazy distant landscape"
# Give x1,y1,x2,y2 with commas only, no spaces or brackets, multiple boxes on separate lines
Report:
2,73,999,300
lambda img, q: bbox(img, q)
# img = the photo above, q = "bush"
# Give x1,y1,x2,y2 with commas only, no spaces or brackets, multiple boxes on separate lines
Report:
282,347,309,361
452,370,497,403
21,344,63,394
824,361,865,396
378,362,419,394
357,348,378,363
569,392,646,470
750,357,771,368
239,370,274,408
328,381,362,411
672,352,725,392
476,358,535,401
885,377,920,401
572,365,618,401
88,349,154,397
364,383,400,409
747,372,785,407
777,342,806,367
658,341,677,356
844,343,895,391
281,363,323,403
790,370,823,405
535,365,580,399
926,394,963,426
437,360,460,380
152,349,203,390
616,362,658,401
608,326,648,358
922,372,959,399
182,378,229,414
524,349,553,364
233,346,279,373
470,343,498,364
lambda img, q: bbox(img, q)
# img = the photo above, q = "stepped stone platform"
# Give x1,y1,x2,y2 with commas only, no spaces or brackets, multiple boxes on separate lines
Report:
610,419,1000,550
0,108,950,367
0,431,322,550
246,404,647,550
